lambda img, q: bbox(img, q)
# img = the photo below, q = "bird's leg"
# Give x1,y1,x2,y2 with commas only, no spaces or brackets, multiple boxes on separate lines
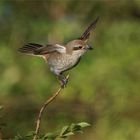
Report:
57,74,69,88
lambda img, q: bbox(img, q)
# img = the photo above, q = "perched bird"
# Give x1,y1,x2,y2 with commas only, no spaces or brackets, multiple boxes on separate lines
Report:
18,18,99,88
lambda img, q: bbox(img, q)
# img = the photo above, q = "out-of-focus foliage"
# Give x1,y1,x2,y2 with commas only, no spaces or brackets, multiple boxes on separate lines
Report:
13,122,90,140
0,0,140,140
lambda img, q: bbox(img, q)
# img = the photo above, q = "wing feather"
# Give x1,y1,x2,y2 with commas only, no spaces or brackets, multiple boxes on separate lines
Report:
18,43,66,55
80,17,99,41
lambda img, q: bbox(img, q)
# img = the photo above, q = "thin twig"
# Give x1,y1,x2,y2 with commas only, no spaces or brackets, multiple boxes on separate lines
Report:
33,75,69,140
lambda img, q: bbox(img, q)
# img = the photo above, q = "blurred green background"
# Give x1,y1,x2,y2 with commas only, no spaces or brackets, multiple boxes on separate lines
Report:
0,0,140,139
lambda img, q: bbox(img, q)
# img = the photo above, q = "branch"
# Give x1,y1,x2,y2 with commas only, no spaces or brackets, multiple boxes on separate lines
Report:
33,75,69,140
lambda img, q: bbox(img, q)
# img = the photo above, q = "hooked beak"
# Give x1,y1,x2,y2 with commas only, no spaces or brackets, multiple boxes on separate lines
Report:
85,45,93,50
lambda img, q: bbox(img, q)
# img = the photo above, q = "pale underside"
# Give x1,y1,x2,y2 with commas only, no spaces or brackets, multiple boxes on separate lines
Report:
44,49,86,75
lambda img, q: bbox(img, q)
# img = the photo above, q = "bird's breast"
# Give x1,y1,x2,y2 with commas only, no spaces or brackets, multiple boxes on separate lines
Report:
47,52,82,74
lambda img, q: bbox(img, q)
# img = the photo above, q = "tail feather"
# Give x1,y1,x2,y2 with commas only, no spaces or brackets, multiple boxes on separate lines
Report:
18,43,43,54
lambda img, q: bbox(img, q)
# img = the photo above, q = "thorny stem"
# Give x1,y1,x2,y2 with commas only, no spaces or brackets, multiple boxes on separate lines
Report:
33,75,69,140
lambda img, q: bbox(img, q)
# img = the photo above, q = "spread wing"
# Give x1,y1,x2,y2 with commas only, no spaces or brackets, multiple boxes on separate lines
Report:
18,43,66,55
80,17,99,41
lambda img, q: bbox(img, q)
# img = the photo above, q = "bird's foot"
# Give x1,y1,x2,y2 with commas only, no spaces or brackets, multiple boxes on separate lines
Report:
60,78,68,88
58,75,69,88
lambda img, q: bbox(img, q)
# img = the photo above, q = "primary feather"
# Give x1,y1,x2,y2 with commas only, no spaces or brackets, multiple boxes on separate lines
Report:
80,17,99,41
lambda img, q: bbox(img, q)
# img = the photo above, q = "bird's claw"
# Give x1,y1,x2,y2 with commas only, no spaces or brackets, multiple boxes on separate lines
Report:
60,77,68,88
58,75,69,88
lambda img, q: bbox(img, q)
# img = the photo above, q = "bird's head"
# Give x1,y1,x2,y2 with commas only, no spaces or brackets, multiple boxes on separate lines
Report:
65,17,98,55
66,39,93,55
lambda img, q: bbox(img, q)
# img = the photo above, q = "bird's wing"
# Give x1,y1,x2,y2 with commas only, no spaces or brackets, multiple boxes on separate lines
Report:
79,17,99,41
18,43,66,55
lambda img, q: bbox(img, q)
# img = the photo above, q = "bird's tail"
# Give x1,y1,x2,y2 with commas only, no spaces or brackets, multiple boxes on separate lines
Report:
18,43,43,55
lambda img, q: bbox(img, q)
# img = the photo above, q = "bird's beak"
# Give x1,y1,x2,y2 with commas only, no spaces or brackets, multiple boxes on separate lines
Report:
85,45,93,50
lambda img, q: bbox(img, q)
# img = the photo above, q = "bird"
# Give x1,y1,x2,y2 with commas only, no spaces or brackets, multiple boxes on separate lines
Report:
18,18,99,88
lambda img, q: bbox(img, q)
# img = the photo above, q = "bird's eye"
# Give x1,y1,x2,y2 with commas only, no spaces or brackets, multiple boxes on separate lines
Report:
78,46,83,49
73,46,83,50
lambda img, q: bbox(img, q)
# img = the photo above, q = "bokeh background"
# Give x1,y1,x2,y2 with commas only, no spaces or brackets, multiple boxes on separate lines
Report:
0,0,140,139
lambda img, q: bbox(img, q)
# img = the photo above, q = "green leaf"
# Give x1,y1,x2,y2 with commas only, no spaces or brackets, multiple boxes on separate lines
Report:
60,132,74,138
77,122,91,128
59,122,90,138
71,124,82,132
43,132,58,140
60,125,70,136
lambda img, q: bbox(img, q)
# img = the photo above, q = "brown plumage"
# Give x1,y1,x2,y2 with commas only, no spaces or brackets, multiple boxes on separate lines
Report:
18,18,99,87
